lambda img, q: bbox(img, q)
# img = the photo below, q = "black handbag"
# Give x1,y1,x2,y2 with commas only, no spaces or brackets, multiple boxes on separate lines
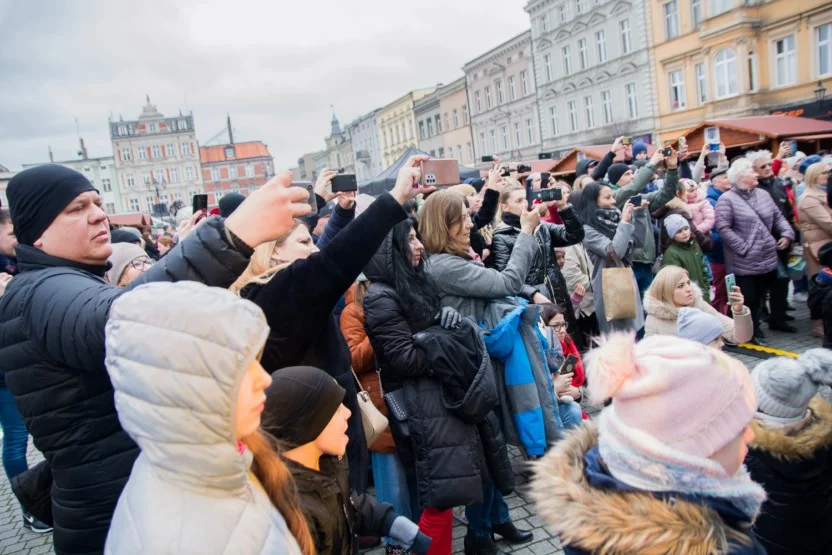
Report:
382,385,410,438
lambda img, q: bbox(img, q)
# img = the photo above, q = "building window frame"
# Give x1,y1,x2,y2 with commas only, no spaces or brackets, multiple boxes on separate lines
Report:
544,54,554,82
625,82,638,119
568,100,579,132
521,70,530,96
695,61,708,104
508,75,517,100
816,23,832,78
772,34,797,88
583,95,595,129
620,19,632,54
578,38,589,70
562,46,573,76
596,30,607,63
601,90,613,124
550,106,559,136
663,0,680,40
669,68,687,110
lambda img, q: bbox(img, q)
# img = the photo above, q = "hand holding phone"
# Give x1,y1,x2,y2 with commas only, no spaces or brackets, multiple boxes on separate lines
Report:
559,354,580,375
724,273,736,294
629,195,643,207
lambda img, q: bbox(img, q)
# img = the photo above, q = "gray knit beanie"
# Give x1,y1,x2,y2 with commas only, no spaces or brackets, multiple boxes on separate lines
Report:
677,307,724,345
106,243,150,284
752,349,832,423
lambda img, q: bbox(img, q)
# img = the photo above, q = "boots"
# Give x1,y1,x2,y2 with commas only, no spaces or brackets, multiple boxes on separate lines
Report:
811,319,825,338
491,521,534,544
464,529,509,555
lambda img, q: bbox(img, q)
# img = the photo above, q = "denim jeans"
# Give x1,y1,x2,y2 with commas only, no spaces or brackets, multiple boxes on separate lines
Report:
558,401,583,430
466,481,511,539
0,387,28,483
632,262,655,302
372,452,421,543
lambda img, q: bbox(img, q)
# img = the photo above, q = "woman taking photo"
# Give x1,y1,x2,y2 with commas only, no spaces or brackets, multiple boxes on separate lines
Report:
420,190,540,555
644,265,753,347
575,181,648,333
231,155,433,492
798,161,832,338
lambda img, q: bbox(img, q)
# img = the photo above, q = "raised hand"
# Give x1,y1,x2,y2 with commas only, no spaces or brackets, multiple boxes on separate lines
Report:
314,168,339,202
520,207,541,235
389,155,436,205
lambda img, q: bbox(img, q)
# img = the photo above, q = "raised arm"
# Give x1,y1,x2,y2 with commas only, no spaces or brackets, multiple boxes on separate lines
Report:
546,205,584,247
473,188,499,230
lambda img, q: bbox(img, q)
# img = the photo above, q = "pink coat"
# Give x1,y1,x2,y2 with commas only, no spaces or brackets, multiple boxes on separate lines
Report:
686,189,715,234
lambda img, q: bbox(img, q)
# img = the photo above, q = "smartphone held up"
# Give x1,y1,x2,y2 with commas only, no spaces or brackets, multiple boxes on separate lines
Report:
420,159,460,188
291,181,317,216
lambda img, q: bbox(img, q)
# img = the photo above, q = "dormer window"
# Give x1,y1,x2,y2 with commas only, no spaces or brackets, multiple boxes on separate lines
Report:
225,146,235,159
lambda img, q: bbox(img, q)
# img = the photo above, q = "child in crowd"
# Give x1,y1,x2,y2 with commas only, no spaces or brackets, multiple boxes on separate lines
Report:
682,178,715,234
541,304,586,428
745,350,832,554
262,366,431,555
677,306,729,349
662,214,711,302
531,334,766,554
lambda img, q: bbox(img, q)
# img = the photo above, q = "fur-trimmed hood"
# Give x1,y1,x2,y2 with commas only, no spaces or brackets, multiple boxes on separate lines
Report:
643,281,706,321
663,196,692,218
750,397,832,462
530,423,759,555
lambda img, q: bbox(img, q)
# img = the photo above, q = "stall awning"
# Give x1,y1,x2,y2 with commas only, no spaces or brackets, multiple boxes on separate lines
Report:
108,213,153,227
550,144,658,176
679,115,832,153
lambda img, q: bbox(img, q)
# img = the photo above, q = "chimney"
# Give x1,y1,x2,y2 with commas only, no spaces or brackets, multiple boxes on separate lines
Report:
227,114,234,145
78,137,88,160
48,145,54,162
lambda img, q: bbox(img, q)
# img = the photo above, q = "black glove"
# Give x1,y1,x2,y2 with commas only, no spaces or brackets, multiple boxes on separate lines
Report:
438,307,462,330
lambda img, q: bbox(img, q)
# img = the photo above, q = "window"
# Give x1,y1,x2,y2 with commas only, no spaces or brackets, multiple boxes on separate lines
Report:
154,169,165,183
479,132,486,155
583,96,595,129
409,120,414,139
169,167,179,182
501,126,509,150
664,1,679,40
120,147,131,161
444,112,450,131
396,125,402,143
447,146,453,159
181,143,191,156
550,106,559,136
508,76,517,100
453,109,459,128
626,83,638,118
544,54,554,81
146,196,155,212
748,51,758,91
185,165,196,181
148,123,157,133
710,0,731,17
514,123,522,148
490,129,497,153
126,173,135,188
137,148,147,160
456,145,463,162
691,0,702,29
575,0,586,15
463,105,470,123
568,100,579,131
166,143,176,158
601,90,613,124
475,90,482,113
774,35,796,86
620,19,632,54
496,80,504,104
521,71,530,96
541,12,549,32
563,46,573,76
129,198,140,211
819,23,832,77
467,143,473,161
526,119,535,145
559,4,568,23
229,165,237,179
578,39,588,70
151,145,161,159
419,121,425,139
246,163,255,177
485,86,493,109
101,178,111,192
105,203,115,214
596,30,607,63
695,62,707,103
117,124,127,136
434,115,441,134
669,69,686,110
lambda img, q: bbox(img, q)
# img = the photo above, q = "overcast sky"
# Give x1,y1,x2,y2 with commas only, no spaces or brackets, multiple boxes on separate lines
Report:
0,0,530,171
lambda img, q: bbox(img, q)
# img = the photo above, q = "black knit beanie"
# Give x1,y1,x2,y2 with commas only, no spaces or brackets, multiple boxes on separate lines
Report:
7,164,97,246
261,366,346,447
606,163,631,186
218,192,246,218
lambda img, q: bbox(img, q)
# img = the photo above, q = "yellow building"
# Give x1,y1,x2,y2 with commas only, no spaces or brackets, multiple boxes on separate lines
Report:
377,88,436,168
648,0,832,144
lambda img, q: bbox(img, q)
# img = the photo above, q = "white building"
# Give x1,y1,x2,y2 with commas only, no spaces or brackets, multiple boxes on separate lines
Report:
110,96,204,214
525,0,658,156
414,90,445,157
348,109,382,186
463,31,542,166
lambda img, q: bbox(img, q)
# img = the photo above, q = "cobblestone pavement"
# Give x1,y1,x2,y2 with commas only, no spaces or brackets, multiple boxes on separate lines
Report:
0,304,824,554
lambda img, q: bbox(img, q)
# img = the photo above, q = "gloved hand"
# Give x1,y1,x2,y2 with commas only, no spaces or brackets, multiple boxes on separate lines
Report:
437,307,462,330
388,516,431,555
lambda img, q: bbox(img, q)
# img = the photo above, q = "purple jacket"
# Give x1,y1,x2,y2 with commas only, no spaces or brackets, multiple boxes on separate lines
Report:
715,186,795,277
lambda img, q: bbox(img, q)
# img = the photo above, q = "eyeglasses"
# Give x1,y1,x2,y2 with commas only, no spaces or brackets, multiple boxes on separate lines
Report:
129,258,153,270
549,322,567,331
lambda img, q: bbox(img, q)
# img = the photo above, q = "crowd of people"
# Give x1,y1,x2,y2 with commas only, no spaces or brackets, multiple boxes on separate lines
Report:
0,137,829,555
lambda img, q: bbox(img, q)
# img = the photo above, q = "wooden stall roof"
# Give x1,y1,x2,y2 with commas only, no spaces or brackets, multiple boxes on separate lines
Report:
679,116,832,153
108,213,152,227
551,144,658,176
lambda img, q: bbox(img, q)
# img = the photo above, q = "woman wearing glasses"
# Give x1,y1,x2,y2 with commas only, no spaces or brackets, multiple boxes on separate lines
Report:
799,161,832,338
106,243,154,286
540,303,585,429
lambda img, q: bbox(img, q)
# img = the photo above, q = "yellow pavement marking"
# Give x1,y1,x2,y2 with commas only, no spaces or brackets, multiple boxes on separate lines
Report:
735,343,799,359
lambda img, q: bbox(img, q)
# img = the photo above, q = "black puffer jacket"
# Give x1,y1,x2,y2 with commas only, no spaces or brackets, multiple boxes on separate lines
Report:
758,175,796,230
0,217,250,555
364,236,488,510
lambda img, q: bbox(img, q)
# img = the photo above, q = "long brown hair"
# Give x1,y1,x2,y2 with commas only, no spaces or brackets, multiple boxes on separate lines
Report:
419,190,470,257
244,431,316,555
353,280,369,309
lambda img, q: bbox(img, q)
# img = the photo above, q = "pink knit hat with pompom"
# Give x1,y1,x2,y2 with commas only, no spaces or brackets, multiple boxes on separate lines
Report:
587,333,757,459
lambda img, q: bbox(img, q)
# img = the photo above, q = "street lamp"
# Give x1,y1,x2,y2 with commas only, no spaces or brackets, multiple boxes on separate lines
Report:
815,81,827,105
146,177,170,224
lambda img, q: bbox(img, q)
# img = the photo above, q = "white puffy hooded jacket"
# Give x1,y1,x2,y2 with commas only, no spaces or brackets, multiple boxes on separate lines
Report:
103,281,301,555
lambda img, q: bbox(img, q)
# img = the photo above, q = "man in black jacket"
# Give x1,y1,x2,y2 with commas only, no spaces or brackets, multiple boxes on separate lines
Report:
0,164,309,555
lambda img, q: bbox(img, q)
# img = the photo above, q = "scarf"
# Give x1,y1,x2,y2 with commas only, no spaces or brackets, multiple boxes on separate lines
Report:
591,206,622,240
598,408,767,521
501,211,521,229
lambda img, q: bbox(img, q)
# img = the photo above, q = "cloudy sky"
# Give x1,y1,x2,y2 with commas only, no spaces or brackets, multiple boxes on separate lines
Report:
0,0,530,171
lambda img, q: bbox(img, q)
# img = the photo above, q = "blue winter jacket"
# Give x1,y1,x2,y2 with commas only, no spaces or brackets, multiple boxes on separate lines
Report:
706,186,726,264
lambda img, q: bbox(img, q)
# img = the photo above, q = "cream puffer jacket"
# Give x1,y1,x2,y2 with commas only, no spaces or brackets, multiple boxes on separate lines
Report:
103,282,302,555
643,282,754,344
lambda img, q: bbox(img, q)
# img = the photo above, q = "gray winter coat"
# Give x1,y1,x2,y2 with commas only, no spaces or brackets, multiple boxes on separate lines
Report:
104,282,301,555
715,186,795,277
424,233,536,324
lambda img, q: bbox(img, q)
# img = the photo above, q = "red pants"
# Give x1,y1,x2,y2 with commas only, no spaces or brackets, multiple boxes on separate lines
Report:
710,262,729,315
418,507,452,555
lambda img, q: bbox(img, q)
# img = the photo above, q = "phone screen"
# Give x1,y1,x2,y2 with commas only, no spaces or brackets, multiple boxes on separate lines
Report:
192,194,208,214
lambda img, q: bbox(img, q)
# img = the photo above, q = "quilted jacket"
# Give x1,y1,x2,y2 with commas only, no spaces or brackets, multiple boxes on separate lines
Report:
103,282,301,555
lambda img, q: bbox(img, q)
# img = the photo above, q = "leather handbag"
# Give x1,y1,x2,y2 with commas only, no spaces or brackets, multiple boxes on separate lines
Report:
382,386,410,439
350,368,388,447
601,245,638,321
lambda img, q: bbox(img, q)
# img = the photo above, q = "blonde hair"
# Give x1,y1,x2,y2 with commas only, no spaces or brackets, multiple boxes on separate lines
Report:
419,190,470,257
804,162,830,191
646,265,690,307
230,221,304,293
573,174,593,191
446,184,477,198
244,432,316,555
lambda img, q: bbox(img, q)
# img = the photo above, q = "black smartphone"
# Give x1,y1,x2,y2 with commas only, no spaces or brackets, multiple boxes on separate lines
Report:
482,155,495,163
540,172,551,186
192,193,208,215
292,181,318,216
517,163,532,173
662,146,673,156
331,174,358,192
559,354,579,375
537,188,562,202
629,195,643,206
